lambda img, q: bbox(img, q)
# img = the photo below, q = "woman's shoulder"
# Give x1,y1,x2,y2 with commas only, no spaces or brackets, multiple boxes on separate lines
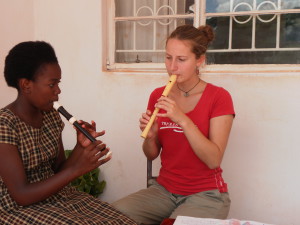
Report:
206,83,229,92
204,83,235,117
0,108,19,144
0,108,18,127
205,83,232,98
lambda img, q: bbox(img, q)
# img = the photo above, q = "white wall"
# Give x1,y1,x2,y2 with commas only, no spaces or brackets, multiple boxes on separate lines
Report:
0,1,299,225
0,0,34,105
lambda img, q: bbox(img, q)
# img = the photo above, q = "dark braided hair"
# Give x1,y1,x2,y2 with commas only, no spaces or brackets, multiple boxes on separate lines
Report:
4,41,58,90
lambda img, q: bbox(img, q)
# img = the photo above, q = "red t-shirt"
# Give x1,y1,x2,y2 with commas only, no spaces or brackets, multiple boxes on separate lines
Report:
147,83,235,195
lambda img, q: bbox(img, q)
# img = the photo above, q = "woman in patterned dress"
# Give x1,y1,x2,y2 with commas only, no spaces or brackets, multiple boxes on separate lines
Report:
0,41,137,225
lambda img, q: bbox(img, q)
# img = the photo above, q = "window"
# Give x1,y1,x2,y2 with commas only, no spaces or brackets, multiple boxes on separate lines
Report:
105,0,300,71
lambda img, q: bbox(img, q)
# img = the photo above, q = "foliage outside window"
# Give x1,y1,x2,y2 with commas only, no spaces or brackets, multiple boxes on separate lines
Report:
105,0,300,71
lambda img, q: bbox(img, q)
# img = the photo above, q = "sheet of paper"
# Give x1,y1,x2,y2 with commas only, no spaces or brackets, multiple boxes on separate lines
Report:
173,216,274,225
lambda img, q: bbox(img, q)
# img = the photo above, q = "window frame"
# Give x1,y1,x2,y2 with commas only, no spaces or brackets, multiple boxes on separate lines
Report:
103,0,300,73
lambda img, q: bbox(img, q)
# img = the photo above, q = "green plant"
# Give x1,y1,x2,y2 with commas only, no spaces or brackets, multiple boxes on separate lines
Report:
64,150,106,198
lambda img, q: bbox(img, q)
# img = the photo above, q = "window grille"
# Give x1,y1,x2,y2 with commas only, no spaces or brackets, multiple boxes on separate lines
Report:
105,0,300,70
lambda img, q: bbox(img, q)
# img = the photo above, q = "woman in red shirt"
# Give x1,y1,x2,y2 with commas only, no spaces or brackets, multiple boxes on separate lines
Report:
113,24,235,225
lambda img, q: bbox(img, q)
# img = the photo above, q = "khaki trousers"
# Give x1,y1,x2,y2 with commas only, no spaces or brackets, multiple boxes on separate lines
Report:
112,179,231,225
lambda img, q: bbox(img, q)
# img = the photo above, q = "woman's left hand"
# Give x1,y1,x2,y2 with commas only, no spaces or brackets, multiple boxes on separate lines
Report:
76,120,105,147
155,96,186,125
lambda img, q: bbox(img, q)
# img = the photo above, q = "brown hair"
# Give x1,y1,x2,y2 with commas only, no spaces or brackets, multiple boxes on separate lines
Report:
166,24,214,59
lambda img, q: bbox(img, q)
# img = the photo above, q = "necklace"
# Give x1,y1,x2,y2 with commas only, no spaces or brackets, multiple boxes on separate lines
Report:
177,79,201,97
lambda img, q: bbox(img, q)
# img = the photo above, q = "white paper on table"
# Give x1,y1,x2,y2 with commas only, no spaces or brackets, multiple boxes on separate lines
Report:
173,216,274,225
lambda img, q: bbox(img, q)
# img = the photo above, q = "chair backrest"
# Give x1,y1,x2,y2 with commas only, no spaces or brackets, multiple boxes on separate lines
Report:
147,158,160,187
147,159,153,187
147,159,160,187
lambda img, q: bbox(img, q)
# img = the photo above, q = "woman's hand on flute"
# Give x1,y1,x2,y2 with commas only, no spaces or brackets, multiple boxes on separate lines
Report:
75,119,112,162
155,96,186,126
76,120,105,147
139,110,158,139
140,110,161,159
65,120,112,174
66,140,111,177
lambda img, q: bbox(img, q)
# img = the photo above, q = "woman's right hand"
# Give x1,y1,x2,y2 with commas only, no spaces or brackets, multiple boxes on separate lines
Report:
139,110,158,139
66,140,111,177
140,110,161,160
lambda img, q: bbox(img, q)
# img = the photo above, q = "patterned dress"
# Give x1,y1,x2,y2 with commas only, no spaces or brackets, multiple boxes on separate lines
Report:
0,108,137,225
